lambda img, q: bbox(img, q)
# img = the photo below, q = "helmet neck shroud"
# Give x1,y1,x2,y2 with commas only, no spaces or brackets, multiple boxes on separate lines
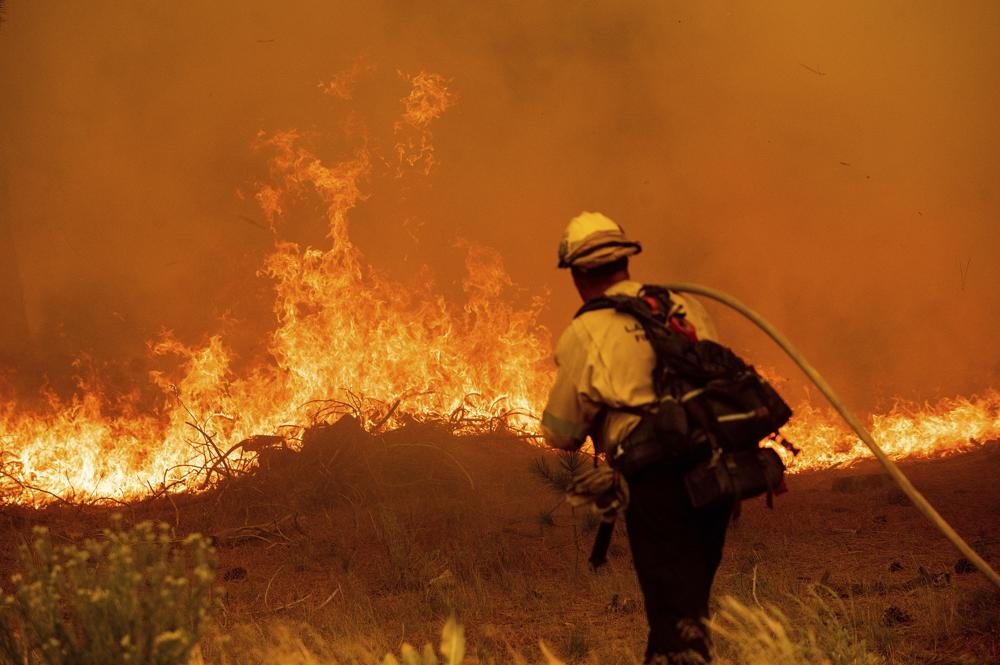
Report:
571,257,630,304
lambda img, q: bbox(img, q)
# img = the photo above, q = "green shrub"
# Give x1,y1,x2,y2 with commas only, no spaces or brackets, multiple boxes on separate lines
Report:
0,519,217,665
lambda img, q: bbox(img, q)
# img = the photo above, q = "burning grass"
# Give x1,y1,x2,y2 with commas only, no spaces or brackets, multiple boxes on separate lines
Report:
2,387,998,509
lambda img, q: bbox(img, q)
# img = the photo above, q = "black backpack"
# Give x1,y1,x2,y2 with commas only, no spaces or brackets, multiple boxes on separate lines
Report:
576,285,794,508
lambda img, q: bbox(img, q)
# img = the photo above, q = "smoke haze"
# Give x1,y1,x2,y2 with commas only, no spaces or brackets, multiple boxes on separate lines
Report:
1,1,998,412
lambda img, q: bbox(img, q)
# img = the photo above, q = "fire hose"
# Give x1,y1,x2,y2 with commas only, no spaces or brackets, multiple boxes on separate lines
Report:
662,282,1000,591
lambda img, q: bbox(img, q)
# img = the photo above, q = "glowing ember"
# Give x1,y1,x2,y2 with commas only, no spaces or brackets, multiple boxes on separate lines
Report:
0,70,997,507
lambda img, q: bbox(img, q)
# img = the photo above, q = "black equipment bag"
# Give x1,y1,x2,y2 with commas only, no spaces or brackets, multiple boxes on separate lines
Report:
576,285,793,507
683,447,786,509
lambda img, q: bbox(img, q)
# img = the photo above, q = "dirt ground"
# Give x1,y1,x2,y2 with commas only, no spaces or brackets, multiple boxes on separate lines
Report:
1,423,998,664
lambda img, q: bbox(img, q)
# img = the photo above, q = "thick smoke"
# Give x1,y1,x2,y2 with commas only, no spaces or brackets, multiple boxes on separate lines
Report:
1,1,998,412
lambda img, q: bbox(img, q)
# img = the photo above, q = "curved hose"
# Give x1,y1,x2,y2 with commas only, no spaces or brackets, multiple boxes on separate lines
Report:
663,282,1000,590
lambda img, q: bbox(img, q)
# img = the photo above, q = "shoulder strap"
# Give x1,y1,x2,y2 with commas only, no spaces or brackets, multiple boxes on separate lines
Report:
573,284,673,320
575,295,627,318
573,285,699,397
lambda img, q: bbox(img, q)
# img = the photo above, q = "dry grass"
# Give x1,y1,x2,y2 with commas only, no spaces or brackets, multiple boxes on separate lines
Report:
0,428,997,664
194,591,890,665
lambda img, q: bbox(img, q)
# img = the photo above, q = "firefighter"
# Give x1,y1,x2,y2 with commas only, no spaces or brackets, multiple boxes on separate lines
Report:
542,211,733,664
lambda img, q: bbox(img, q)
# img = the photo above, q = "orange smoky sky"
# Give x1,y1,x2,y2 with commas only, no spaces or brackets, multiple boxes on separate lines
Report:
1,1,998,413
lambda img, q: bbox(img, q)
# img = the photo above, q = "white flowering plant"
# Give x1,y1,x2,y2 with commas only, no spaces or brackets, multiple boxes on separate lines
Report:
0,518,217,665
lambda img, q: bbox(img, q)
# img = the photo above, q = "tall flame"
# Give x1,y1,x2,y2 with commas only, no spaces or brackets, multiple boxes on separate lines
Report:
0,69,998,506
0,71,552,505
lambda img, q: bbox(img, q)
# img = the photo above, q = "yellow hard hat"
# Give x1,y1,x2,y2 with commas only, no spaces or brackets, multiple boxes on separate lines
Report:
557,212,642,269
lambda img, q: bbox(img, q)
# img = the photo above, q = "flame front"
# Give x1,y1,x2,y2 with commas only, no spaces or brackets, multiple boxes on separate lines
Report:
0,71,998,506
782,390,1000,471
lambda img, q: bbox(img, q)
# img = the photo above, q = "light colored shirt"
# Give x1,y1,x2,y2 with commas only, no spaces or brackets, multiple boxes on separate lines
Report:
541,280,718,452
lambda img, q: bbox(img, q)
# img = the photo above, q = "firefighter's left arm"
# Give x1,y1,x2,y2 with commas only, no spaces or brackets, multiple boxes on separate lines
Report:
541,324,602,450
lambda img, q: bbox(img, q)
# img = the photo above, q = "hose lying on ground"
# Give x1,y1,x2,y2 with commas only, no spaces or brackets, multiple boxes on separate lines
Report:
663,282,1000,591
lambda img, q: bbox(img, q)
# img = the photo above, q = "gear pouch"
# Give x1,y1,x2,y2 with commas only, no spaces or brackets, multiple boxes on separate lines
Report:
609,400,693,476
683,447,785,509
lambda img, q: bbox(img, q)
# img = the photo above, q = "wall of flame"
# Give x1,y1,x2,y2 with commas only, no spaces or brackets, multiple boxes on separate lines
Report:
0,2,998,504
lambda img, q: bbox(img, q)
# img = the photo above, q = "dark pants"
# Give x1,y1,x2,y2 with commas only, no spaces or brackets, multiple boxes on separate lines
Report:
625,462,733,664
